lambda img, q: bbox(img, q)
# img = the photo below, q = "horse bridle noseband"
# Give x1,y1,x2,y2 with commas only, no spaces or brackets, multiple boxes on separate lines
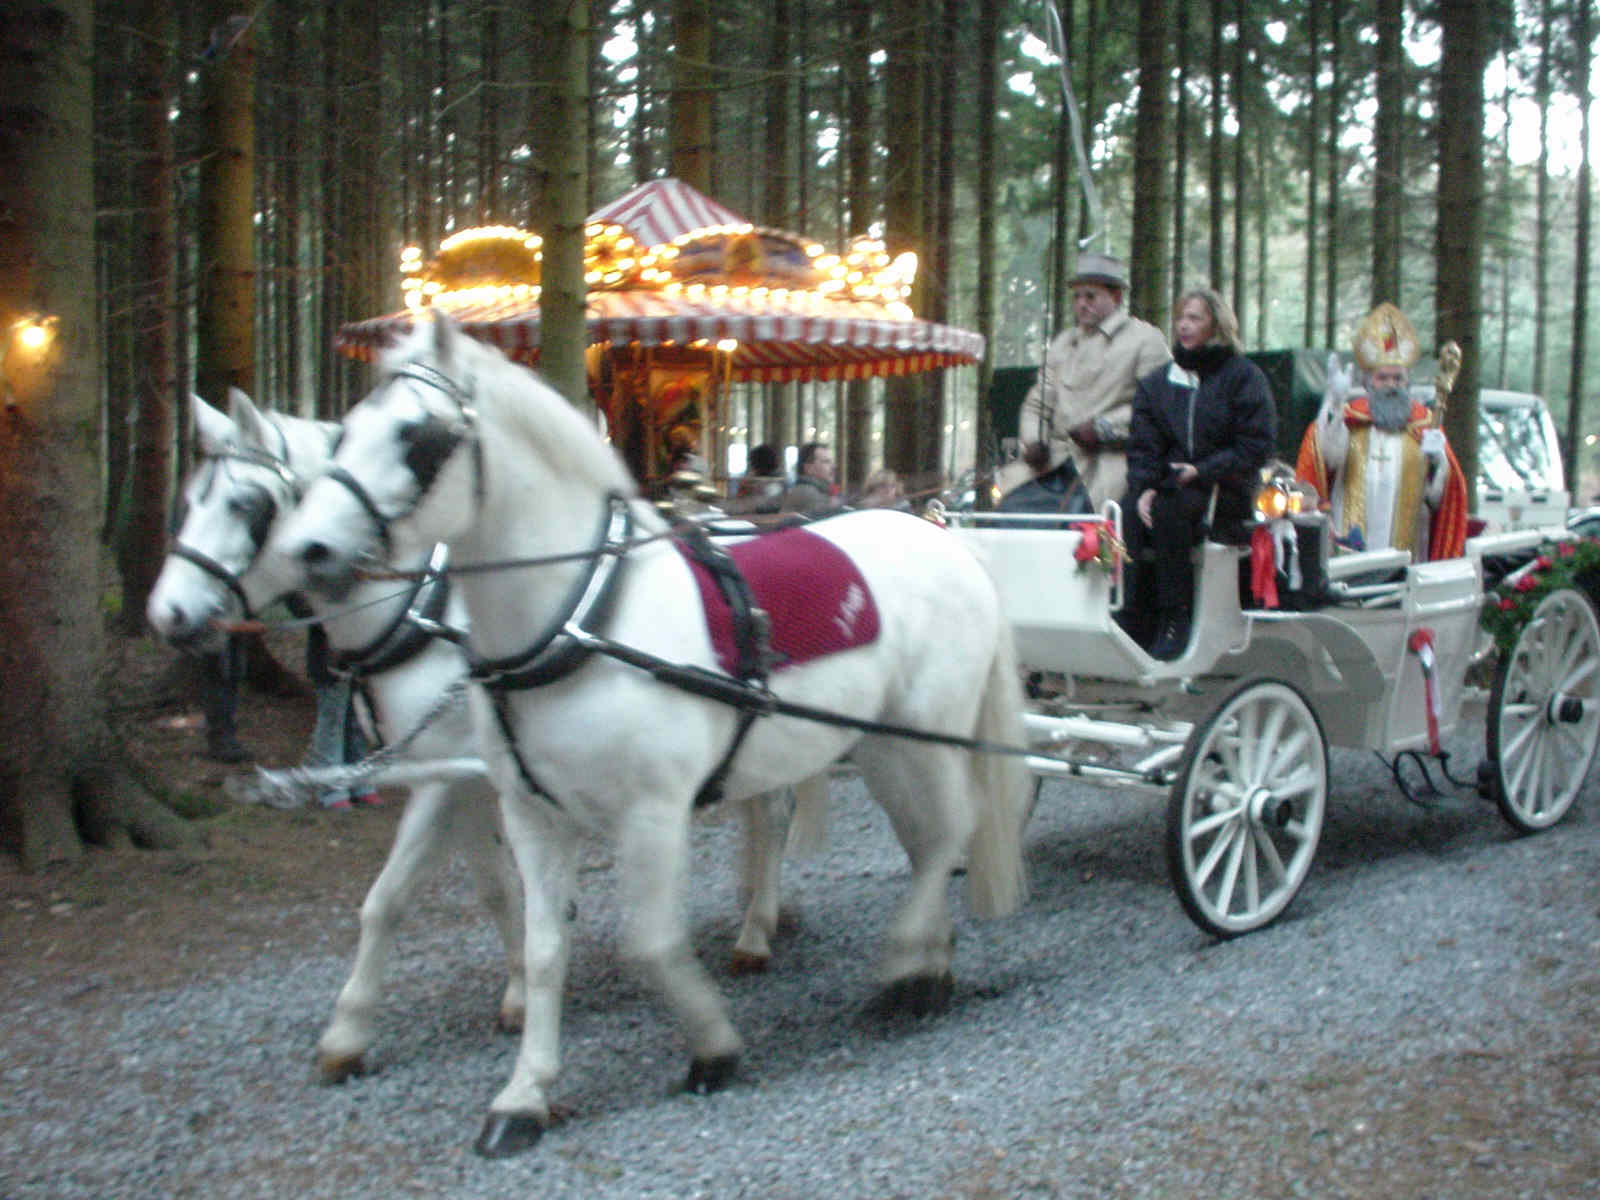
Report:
321,361,486,564
170,427,310,621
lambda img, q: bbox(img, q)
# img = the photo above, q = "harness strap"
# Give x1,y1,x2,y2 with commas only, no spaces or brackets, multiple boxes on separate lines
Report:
673,524,775,808
171,542,256,619
469,495,632,692
561,624,1040,762
331,546,455,680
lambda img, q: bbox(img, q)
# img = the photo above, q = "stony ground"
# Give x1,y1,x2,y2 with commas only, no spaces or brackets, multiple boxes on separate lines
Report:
1,629,1598,1197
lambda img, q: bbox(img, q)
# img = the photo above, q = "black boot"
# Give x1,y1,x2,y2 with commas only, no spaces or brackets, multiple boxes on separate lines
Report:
202,641,251,763
1149,608,1192,662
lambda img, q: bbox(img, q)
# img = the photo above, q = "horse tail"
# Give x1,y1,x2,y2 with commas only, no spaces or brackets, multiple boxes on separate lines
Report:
962,618,1031,918
784,771,831,858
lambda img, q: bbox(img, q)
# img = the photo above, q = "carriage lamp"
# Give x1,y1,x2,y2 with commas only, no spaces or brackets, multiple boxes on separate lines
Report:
1255,479,1303,521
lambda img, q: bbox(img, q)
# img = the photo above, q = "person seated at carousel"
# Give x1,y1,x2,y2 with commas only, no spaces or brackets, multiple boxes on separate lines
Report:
1122,286,1275,661
857,467,911,511
781,441,842,516
1294,301,1468,561
723,442,787,515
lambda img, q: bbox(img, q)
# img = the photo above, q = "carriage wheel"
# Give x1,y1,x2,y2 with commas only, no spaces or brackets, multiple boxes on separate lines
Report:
1166,679,1328,938
1487,587,1600,834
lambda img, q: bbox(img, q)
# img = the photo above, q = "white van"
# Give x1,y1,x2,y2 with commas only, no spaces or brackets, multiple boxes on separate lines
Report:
1473,389,1568,531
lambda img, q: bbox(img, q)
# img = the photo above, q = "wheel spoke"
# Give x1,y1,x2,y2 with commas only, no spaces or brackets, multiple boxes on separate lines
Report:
1557,653,1599,696
1248,702,1287,784
1261,727,1311,787
1249,822,1289,886
1268,765,1322,801
1193,815,1240,887
1188,804,1245,839
1214,821,1247,915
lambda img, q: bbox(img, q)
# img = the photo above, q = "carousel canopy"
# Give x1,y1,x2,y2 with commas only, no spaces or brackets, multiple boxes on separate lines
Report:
337,179,984,383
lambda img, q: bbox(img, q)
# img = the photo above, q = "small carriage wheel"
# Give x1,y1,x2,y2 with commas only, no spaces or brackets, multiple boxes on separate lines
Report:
1166,678,1328,938
1487,587,1600,834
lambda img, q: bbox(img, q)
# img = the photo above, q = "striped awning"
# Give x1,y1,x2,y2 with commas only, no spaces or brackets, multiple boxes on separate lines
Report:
586,178,748,246
339,179,984,382
337,288,983,383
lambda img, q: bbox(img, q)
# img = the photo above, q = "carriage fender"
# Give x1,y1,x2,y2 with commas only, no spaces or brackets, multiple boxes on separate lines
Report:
1241,612,1387,704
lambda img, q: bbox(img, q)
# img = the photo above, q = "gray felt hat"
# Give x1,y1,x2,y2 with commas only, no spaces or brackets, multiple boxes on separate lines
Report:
1069,252,1129,291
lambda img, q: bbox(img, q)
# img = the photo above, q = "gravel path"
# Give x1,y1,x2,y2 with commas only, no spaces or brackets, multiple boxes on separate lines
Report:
4,723,1598,1198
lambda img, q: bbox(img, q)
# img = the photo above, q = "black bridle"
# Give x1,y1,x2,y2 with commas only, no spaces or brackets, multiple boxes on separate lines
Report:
320,361,486,565
171,433,309,621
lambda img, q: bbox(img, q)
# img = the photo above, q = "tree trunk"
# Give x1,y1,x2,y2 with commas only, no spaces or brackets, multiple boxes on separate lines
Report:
1324,0,1342,346
1131,0,1171,331
115,0,179,635
1372,0,1404,307
195,0,256,407
1172,0,1190,312
1303,0,1320,344
529,0,592,412
1230,0,1246,324
842,0,874,488
881,0,927,482
1435,0,1489,504
671,0,713,193
1534,0,1552,398
1207,0,1223,290
975,0,998,508
0,0,193,866
1565,0,1593,492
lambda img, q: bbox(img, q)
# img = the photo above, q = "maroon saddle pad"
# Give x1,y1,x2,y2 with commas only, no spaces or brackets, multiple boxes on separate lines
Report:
676,526,880,676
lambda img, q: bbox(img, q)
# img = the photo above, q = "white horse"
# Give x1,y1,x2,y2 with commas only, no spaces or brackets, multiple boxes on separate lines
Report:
148,392,819,1082
270,317,1031,1157
147,390,527,1082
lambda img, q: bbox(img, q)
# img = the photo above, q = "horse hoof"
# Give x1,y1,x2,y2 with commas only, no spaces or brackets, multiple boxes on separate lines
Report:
684,1052,740,1095
496,1006,525,1035
474,1111,548,1158
316,1051,368,1084
874,972,954,1019
728,949,770,975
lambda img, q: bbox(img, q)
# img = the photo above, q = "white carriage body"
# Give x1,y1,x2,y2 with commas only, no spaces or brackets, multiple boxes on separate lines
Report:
949,514,1506,756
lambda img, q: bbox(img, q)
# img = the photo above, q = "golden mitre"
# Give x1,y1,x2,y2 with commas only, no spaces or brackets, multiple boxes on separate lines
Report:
1351,302,1421,371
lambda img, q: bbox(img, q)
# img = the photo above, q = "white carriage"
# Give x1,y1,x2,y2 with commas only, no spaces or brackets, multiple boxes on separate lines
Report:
948,502,1600,938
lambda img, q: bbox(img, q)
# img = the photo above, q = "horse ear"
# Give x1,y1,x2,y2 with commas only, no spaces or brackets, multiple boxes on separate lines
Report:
228,387,269,449
193,395,236,456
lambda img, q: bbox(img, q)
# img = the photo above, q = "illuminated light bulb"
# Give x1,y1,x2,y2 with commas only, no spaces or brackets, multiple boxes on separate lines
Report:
716,338,738,352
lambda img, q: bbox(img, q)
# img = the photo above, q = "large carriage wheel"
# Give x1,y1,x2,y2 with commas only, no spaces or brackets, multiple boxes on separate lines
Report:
1166,679,1328,938
1486,587,1600,833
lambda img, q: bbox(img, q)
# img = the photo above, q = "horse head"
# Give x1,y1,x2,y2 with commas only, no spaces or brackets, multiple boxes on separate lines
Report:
276,313,632,602
146,389,335,651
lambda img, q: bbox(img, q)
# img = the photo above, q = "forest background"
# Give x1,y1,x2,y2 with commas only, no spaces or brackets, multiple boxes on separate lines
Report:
1,0,1598,860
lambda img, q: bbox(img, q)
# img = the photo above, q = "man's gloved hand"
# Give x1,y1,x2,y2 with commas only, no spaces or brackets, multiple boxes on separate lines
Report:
1420,427,1447,469
1068,420,1100,451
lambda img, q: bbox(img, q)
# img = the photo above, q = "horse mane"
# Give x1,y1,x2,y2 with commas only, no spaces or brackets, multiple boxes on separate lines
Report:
383,320,639,501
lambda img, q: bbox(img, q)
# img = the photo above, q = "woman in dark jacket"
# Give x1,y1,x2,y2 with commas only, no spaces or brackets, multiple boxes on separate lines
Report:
1122,286,1275,660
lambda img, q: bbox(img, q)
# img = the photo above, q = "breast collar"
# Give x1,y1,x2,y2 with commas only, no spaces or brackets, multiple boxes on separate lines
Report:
330,543,459,680
466,493,635,692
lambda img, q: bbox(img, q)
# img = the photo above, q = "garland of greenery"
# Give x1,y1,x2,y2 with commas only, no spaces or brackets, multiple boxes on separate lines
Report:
1480,537,1600,654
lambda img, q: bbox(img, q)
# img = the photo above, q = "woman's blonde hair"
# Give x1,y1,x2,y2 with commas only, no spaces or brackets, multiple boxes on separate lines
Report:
1175,286,1242,352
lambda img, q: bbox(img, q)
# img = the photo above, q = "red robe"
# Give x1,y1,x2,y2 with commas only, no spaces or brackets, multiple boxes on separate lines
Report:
1295,397,1469,561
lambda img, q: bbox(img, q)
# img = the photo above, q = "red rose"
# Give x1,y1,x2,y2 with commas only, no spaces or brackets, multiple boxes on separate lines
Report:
1075,525,1101,563
1499,595,1518,610
1514,574,1540,592
1559,543,1577,558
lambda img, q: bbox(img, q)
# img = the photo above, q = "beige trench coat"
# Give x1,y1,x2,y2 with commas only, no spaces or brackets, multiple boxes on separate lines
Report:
1018,309,1170,509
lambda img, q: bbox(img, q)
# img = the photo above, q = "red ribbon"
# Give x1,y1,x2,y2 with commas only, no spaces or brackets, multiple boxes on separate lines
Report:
1408,628,1441,755
1250,524,1279,609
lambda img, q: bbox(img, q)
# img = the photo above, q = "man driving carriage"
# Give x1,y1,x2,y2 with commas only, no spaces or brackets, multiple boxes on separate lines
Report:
1017,252,1170,512
1295,302,1469,562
